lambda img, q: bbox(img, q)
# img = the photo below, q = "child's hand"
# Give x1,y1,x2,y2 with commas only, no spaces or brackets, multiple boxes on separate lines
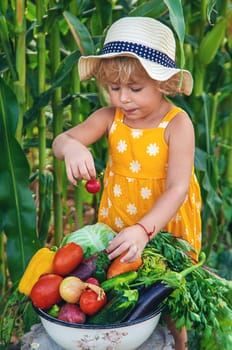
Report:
64,144,96,185
106,225,148,263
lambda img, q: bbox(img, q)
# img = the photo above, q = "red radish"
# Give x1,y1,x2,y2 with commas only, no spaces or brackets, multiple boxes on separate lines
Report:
58,304,86,324
85,179,101,193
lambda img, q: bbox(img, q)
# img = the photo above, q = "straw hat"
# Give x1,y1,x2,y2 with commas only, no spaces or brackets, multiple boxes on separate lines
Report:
78,17,193,95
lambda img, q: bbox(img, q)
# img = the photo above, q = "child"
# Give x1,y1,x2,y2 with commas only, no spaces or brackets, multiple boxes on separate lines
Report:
52,17,202,350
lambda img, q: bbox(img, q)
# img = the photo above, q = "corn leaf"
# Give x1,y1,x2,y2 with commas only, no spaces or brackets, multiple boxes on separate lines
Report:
91,0,113,34
129,0,167,17
0,13,17,80
63,11,95,55
163,0,185,68
24,49,80,124
198,18,227,65
0,78,40,283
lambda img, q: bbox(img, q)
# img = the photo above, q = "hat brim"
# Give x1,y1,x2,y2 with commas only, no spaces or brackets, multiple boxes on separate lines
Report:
78,52,193,95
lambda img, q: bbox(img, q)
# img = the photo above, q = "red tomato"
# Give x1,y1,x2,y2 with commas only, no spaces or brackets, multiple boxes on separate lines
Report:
79,289,107,315
85,179,101,194
30,273,63,310
53,242,84,276
85,277,100,286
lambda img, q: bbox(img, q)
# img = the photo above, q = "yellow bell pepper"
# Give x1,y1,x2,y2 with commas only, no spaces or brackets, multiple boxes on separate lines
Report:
18,247,56,296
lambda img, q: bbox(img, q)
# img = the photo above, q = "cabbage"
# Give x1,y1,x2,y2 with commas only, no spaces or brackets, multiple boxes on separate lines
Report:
61,223,116,256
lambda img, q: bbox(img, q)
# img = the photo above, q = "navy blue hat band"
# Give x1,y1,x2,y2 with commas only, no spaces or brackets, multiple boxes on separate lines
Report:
102,41,176,68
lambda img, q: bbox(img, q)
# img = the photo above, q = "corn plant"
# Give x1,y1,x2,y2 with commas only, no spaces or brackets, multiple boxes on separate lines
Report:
0,1,232,347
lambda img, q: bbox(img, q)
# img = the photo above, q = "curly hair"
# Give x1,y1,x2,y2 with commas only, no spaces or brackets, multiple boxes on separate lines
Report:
94,56,184,96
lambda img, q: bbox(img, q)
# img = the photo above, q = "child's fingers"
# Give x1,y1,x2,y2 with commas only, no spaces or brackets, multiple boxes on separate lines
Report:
66,165,77,186
107,243,126,260
120,246,140,263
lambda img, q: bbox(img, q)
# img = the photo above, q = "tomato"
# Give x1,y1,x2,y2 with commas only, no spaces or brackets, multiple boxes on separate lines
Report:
85,179,101,194
79,289,107,315
85,277,100,286
53,242,84,276
30,273,63,310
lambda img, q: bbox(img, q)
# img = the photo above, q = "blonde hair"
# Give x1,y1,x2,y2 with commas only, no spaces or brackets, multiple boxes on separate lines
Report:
94,57,183,96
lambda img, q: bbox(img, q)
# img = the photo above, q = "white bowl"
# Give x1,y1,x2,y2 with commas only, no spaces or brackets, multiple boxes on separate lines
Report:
34,306,162,350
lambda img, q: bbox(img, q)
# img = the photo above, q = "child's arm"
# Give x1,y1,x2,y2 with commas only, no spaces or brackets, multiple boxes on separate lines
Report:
107,111,196,262
52,107,114,185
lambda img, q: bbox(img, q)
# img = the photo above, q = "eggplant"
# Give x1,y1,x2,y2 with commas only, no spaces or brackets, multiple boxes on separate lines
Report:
126,282,173,321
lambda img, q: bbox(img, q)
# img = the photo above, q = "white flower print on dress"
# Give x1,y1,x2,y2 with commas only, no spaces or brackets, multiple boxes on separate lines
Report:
141,187,152,199
129,160,141,173
173,213,182,223
158,121,169,128
126,203,137,215
99,207,109,218
126,177,134,183
113,184,122,197
131,129,143,138
117,140,127,153
146,143,160,156
115,217,124,228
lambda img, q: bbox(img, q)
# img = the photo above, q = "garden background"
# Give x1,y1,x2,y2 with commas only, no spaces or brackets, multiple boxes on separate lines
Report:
0,0,232,348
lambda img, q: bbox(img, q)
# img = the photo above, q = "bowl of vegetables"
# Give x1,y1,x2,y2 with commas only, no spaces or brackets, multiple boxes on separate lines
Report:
34,304,163,350
19,223,231,350
19,224,174,350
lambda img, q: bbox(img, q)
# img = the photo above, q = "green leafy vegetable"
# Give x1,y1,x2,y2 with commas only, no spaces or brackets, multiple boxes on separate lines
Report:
61,223,115,256
147,232,232,350
135,248,205,291
139,249,167,277
92,250,111,282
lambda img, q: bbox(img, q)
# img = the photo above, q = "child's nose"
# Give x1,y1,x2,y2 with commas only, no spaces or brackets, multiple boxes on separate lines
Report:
120,89,131,103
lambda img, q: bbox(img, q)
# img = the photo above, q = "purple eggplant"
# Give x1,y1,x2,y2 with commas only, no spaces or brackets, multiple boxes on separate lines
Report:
126,282,173,321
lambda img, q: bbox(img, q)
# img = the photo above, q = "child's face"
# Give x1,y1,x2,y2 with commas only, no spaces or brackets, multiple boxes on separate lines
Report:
107,75,162,122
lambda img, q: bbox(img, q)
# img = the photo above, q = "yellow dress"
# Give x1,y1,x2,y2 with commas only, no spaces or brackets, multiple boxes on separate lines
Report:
98,106,202,255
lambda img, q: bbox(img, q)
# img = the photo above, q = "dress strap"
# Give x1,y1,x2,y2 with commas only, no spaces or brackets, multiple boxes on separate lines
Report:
159,106,183,124
114,106,183,126
114,107,124,121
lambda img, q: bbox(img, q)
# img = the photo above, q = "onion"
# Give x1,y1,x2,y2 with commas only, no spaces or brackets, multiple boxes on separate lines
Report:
59,276,105,303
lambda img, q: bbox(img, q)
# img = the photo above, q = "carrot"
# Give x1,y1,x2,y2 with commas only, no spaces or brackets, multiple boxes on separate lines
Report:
106,251,143,279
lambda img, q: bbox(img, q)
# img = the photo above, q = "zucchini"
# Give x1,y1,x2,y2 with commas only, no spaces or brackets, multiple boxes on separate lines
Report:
87,288,139,325
101,271,138,292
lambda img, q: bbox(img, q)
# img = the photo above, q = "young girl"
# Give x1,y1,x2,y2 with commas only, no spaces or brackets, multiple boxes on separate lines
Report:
52,17,202,350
